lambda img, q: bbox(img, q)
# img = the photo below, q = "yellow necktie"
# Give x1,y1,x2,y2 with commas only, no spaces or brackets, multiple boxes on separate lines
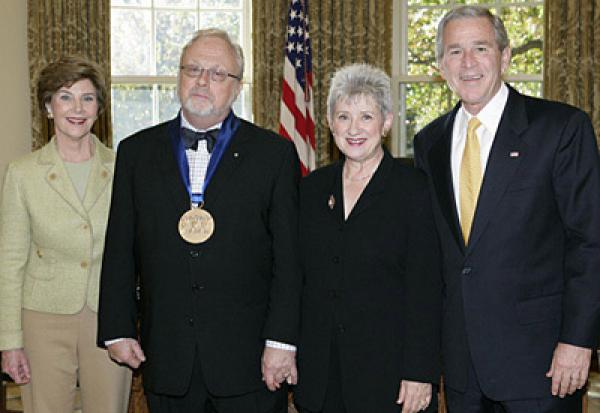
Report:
460,117,482,244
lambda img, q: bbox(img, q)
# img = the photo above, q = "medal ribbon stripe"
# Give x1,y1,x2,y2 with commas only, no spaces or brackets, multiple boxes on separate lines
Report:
170,111,241,243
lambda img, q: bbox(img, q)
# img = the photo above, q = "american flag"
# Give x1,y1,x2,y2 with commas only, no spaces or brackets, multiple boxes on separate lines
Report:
279,0,316,176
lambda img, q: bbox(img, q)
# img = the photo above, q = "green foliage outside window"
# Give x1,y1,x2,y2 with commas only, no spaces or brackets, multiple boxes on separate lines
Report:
401,2,543,155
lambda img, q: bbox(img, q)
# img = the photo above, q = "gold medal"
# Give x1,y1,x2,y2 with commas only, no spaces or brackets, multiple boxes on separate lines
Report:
178,205,215,244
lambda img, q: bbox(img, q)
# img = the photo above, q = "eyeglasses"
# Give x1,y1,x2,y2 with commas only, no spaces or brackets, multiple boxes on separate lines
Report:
179,65,241,82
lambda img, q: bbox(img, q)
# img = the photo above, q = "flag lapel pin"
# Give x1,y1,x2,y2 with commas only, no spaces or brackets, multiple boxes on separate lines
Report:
328,194,335,210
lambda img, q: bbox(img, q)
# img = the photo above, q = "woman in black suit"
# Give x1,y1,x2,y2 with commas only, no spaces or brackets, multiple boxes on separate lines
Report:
293,64,442,413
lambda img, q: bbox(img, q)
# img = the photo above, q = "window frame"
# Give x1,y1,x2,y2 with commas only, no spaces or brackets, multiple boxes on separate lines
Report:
390,0,544,157
110,0,253,145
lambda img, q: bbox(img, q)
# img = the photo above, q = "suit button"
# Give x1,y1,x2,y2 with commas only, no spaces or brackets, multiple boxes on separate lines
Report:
188,318,194,326
338,324,345,333
82,224,89,230
190,250,200,258
80,261,88,269
192,283,199,292
329,290,337,299
332,256,340,264
462,267,472,275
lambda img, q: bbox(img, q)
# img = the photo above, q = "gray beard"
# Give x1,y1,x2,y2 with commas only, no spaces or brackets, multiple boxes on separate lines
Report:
180,91,238,120
182,97,217,118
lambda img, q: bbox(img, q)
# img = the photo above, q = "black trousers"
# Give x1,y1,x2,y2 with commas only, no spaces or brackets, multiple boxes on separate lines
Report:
145,348,288,413
445,357,583,413
296,331,438,413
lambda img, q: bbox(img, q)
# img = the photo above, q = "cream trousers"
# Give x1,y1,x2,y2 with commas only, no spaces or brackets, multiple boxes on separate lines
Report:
20,306,132,413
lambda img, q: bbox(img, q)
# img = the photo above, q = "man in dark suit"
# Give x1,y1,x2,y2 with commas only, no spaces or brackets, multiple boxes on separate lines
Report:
97,28,301,413
414,6,600,412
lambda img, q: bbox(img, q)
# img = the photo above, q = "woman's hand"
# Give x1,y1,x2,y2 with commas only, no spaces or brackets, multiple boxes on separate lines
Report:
397,380,432,413
1,348,31,384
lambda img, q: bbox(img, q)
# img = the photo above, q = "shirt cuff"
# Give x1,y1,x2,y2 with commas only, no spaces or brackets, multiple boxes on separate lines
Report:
265,339,297,352
105,338,126,346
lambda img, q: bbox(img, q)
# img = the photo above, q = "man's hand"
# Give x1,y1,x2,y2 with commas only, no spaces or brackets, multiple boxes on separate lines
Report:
397,380,432,412
261,346,297,391
546,342,592,397
1,349,31,384
107,338,146,369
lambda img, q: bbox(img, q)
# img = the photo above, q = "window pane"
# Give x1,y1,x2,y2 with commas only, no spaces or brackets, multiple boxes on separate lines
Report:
111,85,154,147
155,0,196,7
233,83,252,122
408,0,447,5
158,84,180,122
407,8,444,76
509,81,542,98
199,11,241,43
201,0,241,7
399,2,543,156
111,2,252,144
112,9,152,75
402,81,455,154
112,0,151,6
500,6,543,75
156,10,197,75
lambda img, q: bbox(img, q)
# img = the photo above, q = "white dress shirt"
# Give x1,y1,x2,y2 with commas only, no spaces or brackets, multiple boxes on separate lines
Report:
181,114,219,203
451,83,509,219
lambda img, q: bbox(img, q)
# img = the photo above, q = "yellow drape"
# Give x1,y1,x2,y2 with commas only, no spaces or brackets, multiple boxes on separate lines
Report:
27,0,111,149
544,0,600,147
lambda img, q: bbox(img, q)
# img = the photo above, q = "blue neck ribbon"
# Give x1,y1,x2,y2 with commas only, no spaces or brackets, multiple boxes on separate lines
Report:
171,110,240,206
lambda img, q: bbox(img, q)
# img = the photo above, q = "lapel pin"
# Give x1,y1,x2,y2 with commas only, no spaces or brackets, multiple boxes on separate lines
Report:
328,194,335,210
509,151,520,158
233,152,239,158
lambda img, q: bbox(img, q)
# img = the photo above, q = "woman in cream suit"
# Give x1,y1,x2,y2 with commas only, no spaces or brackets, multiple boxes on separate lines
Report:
0,56,131,413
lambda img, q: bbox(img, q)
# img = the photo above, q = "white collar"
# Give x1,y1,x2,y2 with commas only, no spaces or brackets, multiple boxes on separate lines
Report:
180,111,222,132
459,82,509,135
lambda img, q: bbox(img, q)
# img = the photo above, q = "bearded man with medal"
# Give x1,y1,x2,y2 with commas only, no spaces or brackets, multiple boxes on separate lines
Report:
97,28,302,413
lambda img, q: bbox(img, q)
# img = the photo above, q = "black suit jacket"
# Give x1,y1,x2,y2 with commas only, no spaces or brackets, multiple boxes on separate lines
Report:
414,86,600,400
293,150,442,412
97,114,302,396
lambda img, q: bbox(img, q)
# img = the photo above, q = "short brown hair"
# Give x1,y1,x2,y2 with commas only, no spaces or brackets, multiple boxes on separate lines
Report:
37,56,108,115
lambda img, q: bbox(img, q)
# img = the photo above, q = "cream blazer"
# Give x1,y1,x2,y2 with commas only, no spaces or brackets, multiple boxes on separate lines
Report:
0,136,114,350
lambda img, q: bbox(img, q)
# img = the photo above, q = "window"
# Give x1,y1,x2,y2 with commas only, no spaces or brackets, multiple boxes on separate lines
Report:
110,0,252,147
391,0,544,156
